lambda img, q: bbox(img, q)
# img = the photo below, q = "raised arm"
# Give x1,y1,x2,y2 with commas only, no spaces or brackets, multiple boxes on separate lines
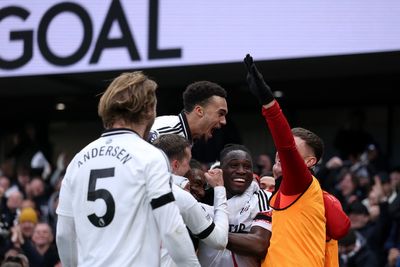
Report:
244,54,312,196
201,168,229,249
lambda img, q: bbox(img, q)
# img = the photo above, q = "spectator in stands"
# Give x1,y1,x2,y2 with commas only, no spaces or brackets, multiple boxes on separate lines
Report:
25,178,49,222
14,207,38,242
348,196,392,265
1,191,23,232
15,222,59,267
339,228,378,267
254,154,272,176
259,172,275,193
336,169,362,211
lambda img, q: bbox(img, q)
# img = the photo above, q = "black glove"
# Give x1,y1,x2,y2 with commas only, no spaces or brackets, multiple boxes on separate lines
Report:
244,54,274,105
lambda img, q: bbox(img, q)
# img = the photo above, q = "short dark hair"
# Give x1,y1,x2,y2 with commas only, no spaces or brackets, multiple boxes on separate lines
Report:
219,144,252,165
182,81,227,112
152,134,191,161
291,127,324,163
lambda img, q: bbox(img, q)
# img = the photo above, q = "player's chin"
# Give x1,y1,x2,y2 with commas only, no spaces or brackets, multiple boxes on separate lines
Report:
203,132,213,141
230,186,246,195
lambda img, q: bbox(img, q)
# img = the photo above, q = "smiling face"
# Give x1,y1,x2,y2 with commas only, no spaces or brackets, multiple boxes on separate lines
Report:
196,96,227,140
32,223,53,247
221,150,253,198
260,176,275,192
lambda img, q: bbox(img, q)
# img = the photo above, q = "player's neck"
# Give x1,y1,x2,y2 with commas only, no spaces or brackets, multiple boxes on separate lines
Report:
185,112,202,139
110,121,146,139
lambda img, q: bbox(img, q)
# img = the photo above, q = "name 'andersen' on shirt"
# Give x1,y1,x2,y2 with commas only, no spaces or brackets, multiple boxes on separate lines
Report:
77,145,132,167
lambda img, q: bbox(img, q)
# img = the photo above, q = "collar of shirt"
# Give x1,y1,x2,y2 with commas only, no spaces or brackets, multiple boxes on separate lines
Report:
179,111,193,144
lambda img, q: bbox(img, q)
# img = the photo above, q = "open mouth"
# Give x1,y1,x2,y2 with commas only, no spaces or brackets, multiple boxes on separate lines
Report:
232,178,246,184
208,125,220,138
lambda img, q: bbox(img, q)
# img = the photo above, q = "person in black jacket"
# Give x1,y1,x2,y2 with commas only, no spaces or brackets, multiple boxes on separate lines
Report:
339,229,378,267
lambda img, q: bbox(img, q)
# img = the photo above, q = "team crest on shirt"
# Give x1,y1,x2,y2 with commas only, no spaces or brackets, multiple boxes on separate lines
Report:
240,203,251,215
148,131,158,143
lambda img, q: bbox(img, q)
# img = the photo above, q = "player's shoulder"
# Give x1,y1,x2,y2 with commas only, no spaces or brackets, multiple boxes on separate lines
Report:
255,187,272,211
256,188,272,199
133,137,166,161
172,183,197,209
152,115,180,129
149,115,182,143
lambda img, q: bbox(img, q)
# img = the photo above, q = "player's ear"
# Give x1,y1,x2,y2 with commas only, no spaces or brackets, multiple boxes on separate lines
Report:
194,105,204,117
171,159,179,172
305,156,317,168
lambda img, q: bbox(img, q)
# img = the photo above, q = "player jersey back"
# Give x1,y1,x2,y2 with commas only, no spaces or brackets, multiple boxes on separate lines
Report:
57,129,172,267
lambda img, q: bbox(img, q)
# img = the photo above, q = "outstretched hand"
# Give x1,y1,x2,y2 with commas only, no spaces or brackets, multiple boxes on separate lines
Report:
244,54,274,105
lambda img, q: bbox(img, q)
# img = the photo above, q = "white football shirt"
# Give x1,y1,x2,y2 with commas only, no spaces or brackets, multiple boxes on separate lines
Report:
161,183,229,267
148,112,192,143
57,129,178,267
198,181,272,267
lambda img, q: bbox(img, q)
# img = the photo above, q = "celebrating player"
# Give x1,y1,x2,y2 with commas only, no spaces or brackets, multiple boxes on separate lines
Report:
148,81,228,144
153,133,229,267
198,144,272,267
56,72,200,267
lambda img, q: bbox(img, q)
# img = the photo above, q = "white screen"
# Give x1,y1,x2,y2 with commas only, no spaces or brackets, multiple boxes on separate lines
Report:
1,0,399,77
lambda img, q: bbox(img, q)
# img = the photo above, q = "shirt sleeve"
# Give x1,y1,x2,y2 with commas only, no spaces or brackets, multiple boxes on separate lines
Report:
173,184,213,235
146,150,174,205
261,101,312,196
323,191,350,240
198,186,229,249
153,202,200,266
252,189,272,231
172,174,190,189
148,151,200,266
56,215,78,267
56,159,76,217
